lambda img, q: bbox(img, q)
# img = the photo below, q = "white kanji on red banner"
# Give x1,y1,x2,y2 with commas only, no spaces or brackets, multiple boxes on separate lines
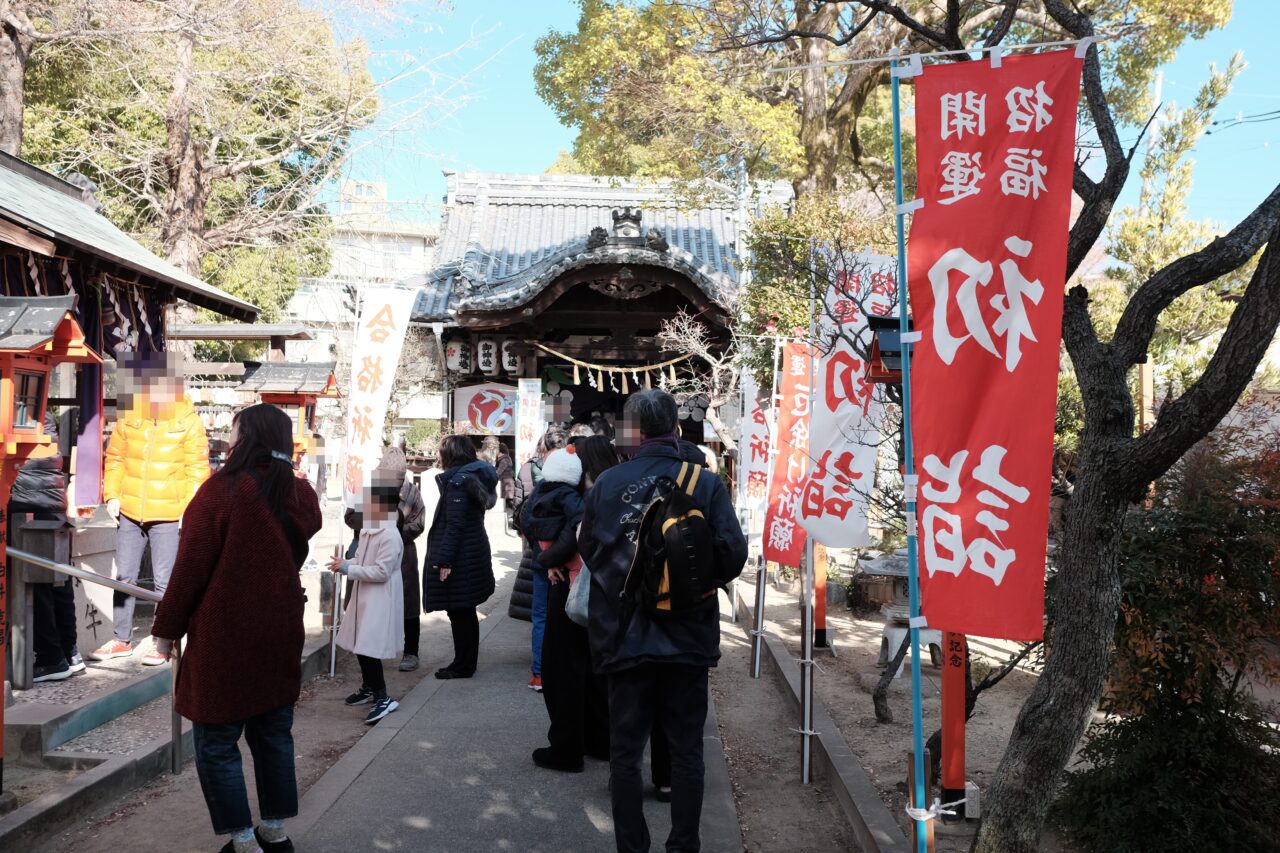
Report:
908,49,1083,641
798,253,894,548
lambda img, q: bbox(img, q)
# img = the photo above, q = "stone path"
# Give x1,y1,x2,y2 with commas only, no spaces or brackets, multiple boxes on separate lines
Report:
293,610,743,853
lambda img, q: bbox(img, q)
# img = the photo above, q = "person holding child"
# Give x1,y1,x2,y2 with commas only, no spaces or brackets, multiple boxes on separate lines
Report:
523,438,619,772
329,453,405,725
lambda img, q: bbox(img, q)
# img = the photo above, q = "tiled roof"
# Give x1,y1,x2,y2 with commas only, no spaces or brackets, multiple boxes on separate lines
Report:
240,361,336,395
412,172,792,322
0,294,75,350
0,153,258,321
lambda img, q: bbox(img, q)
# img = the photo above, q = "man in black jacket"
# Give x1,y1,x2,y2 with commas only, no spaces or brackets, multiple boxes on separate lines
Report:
579,389,748,853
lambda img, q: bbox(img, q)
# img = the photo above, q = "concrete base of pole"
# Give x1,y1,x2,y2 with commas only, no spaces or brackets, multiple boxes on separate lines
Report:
0,790,16,818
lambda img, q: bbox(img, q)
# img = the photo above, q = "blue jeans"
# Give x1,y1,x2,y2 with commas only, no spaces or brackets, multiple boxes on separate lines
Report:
113,514,181,642
193,705,298,835
531,569,550,677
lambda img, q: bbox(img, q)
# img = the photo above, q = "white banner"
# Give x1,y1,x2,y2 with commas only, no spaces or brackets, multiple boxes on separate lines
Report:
738,370,770,529
515,378,544,467
797,253,895,547
342,287,419,508
453,383,517,436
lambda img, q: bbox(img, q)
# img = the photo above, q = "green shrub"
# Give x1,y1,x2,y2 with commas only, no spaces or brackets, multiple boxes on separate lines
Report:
1055,419,1280,852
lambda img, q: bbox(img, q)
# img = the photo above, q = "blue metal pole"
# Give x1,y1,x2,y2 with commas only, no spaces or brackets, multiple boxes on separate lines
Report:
890,49,929,853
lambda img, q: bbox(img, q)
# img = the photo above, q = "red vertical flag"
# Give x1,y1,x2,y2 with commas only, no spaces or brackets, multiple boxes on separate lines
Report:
907,50,1082,641
763,342,814,567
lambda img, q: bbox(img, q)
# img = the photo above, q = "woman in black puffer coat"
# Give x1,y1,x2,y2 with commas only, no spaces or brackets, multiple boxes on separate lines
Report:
425,435,498,679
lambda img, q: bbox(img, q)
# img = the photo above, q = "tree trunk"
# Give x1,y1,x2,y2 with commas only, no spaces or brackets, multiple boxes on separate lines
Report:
160,24,205,276
793,3,840,200
0,22,31,156
705,407,737,453
972,463,1129,853
873,632,910,723
161,22,206,345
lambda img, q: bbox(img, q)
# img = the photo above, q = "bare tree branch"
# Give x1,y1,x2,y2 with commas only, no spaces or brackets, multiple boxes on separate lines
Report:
1111,183,1280,366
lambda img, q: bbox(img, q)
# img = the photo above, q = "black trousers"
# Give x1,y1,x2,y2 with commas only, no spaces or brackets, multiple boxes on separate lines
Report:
608,663,709,853
446,607,479,675
356,654,386,699
542,578,610,762
33,579,78,667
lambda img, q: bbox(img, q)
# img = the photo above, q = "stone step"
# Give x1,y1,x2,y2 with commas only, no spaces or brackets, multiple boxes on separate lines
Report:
0,629,332,849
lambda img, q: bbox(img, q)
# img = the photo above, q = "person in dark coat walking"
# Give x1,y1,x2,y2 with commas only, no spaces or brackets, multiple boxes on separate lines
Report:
343,447,427,672
152,404,323,853
579,390,748,853
424,435,498,679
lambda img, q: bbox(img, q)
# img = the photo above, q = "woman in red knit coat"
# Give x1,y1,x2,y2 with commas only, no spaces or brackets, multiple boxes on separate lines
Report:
152,404,322,853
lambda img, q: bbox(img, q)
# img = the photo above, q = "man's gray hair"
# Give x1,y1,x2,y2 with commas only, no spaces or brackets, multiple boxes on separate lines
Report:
626,389,679,437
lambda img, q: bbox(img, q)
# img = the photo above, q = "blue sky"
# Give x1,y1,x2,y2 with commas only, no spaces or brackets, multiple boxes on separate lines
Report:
348,1,1277,231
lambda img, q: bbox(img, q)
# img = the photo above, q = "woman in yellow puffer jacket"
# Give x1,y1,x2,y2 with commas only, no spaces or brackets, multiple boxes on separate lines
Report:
92,366,210,665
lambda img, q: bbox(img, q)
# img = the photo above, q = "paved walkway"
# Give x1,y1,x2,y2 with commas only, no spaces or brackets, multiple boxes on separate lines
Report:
291,607,743,852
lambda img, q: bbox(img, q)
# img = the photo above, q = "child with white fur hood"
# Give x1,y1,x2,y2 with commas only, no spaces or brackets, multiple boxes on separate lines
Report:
519,446,585,583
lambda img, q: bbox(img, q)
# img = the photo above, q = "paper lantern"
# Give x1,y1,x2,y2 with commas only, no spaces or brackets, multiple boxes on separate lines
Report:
445,340,472,373
500,340,521,374
477,337,499,376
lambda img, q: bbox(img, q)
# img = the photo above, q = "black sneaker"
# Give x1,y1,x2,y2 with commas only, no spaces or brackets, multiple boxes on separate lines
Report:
364,697,398,724
655,785,673,802
344,687,374,706
34,660,72,683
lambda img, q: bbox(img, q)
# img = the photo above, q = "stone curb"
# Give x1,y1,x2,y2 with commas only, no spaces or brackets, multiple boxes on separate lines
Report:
734,584,909,853
702,683,746,852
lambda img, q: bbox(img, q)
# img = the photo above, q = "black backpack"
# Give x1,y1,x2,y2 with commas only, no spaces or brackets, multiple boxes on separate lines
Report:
622,462,720,617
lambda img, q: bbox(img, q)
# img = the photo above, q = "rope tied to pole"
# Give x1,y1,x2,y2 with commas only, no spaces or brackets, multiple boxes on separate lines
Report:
905,796,967,822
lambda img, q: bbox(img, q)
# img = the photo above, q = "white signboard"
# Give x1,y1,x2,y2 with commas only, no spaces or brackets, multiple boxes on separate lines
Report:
515,378,544,467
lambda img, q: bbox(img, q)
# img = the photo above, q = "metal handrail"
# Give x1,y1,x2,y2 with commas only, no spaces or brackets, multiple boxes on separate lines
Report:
8,547,186,774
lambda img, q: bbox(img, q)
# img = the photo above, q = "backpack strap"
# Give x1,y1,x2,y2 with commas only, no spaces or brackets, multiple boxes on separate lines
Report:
677,462,702,497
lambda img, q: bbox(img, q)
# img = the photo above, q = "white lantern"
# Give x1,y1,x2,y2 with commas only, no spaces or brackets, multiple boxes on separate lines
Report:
500,340,522,374
445,340,472,373
477,337,499,376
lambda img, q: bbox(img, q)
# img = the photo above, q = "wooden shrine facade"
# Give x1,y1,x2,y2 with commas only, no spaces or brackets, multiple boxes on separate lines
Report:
410,172,790,429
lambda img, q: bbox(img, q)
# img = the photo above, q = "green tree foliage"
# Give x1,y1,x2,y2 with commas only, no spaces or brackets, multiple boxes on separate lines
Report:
535,0,804,188
20,0,376,326
535,1,1234,199
1056,417,1280,852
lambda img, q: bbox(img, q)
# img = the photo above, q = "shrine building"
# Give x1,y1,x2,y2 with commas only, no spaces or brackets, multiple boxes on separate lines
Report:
408,171,790,449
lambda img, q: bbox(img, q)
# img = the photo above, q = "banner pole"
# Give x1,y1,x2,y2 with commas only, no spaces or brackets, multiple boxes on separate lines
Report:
891,48,929,853
798,240,819,785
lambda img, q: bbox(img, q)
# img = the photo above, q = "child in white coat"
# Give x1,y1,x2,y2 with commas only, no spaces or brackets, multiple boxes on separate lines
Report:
329,483,404,724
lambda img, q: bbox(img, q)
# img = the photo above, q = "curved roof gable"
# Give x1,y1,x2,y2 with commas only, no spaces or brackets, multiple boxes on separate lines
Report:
412,172,791,322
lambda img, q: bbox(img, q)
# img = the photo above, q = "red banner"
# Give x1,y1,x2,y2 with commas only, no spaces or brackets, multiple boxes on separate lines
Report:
908,50,1082,641
763,342,814,567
